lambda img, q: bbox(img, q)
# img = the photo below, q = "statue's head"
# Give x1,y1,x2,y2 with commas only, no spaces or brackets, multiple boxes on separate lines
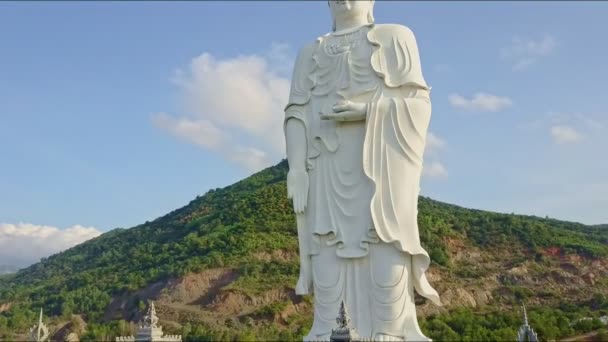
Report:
328,0,375,31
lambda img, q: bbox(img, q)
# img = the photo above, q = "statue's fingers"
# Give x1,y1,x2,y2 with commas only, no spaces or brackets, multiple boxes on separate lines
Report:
300,194,307,212
337,111,357,120
301,194,306,212
332,104,349,112
298,195,304,213
287,185,293,198
296,194,302,213
334,99,349,106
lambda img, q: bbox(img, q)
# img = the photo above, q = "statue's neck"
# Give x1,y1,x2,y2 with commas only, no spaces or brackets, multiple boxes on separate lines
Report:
334,15,369,35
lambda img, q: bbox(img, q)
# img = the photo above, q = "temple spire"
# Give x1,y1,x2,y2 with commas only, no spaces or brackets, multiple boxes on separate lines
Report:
27,308,49,342
330,301,368,342
115,301,182,341
336,300,351,328
517,304,538,342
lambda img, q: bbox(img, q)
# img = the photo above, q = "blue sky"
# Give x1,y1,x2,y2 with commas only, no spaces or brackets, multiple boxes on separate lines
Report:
1,1,607,267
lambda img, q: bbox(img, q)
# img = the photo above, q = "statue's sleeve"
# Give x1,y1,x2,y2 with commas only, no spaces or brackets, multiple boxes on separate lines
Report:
284,41,321,167
284,41,317,124
365,24,432,171
363,25,440,305
284,41,318,296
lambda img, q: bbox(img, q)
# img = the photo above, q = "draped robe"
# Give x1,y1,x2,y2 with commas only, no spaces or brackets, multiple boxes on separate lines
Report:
284,23,440,341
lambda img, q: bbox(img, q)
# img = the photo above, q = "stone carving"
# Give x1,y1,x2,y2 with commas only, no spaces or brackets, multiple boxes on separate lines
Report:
284,1,441,340
27,309,49,342
115,302,181,342
142,302,159,329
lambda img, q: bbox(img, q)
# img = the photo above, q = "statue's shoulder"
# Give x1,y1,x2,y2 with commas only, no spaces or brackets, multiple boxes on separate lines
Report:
287,40,319,103
368,24,428,89
369,23,417,42
291,40,319,73
296,40,320,61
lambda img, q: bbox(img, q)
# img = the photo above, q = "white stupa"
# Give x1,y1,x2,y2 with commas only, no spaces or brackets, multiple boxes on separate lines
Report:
116,302,181,342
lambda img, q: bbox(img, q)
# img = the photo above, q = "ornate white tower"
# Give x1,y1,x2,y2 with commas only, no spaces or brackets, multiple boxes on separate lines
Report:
116,302,181,342
517,305,539,342
27,309,49,342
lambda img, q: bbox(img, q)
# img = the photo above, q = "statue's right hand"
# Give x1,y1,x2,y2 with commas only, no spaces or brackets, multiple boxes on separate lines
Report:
287,169,309,214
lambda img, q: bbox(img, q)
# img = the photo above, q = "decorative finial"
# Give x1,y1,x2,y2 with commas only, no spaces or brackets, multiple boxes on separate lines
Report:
330,301,366,342
143,301,159,328
38,308,43,336
336,300,351,329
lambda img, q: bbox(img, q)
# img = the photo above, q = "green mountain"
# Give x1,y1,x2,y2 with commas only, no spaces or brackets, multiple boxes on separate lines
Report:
1,160,607,341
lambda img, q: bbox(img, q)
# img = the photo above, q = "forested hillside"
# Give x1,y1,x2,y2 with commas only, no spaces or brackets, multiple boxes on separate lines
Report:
1,160,607,341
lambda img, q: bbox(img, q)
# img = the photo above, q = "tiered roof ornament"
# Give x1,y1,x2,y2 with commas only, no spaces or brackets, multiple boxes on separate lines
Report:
115,302,181,342
329,301,371,342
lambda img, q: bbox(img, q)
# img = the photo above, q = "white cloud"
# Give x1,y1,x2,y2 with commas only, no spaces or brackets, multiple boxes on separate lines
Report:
551,125,582,144
0,223,101,269
522,112,603,144
156,44,293,172
152,113,271,172
423,161,448,179
501,34,556,70
152,113,226,150
448,92,513,113
423,132,448,179
265,42,294,76
425,132,446,155
544,112,606,133
228,146,271,172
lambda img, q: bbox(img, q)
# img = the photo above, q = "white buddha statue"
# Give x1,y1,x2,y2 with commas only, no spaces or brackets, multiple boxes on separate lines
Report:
284,1,441,341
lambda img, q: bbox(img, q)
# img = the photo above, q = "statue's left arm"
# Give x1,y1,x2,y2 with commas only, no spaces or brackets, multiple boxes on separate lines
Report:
284,41,317,295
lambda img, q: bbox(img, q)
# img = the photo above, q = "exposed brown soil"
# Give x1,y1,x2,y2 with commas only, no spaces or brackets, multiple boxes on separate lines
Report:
0,302,11,313
97,238,608,334
161,268,239,306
